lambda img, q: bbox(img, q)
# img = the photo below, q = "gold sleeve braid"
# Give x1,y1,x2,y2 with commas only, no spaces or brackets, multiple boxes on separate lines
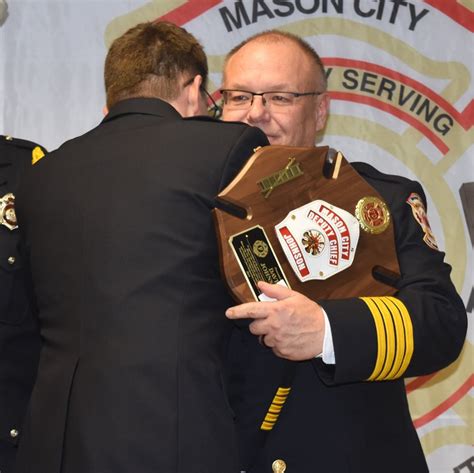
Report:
260,387,291,431
360,297,414,381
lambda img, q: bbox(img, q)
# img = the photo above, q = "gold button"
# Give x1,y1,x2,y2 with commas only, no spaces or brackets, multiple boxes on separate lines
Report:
272,459,286,473
10,429,19,438
7,256,15,265
5,135,13,141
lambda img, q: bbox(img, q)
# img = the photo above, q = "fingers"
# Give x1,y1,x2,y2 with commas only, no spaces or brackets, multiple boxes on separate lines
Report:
226,301,268,320
225,281,293,321
225,287,283,320
226,282,325,361
251,320,277,348
257,280,292,300
226,282,297,321
258,334,271,348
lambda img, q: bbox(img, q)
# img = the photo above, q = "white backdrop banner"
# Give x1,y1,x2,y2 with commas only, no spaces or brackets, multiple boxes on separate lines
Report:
1,1,472,471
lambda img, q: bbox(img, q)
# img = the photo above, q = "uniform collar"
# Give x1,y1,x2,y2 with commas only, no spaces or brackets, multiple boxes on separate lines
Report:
0,136,13,165
102,97,182,123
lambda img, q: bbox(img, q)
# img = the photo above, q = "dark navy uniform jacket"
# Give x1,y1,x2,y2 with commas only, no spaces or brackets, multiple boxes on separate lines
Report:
227,161,467,473
15,98,268,473
0,135,44,473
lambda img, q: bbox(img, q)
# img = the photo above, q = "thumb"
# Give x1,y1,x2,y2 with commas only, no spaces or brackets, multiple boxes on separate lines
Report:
257,281,292,301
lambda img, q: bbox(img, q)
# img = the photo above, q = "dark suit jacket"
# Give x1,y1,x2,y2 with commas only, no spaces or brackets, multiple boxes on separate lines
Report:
15,98,268,473
0,135,43,473
228,162,467,473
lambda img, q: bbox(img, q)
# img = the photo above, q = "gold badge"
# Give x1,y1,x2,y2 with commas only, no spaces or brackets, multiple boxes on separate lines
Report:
355,196,390,234
32,146,45,165
0,193,18,230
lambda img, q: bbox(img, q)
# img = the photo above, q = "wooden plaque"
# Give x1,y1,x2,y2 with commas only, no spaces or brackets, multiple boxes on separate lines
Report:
213,145,400,303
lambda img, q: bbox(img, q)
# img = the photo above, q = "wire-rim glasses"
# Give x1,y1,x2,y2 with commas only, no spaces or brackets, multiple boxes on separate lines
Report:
220,89,323,110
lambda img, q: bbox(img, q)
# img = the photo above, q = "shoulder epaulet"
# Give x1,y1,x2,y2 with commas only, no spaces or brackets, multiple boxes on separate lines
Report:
1,135,47,165
3,134,40,150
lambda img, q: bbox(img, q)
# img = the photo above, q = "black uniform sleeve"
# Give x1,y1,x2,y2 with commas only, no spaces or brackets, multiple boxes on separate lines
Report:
315,176,467,385
217,125,269,191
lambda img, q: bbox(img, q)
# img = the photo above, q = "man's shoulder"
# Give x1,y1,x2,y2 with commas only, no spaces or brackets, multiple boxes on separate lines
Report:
352,161,420,189
351,161,424,205
1,134,45,151
0,135,47,165
182,116,267,142
183,115,244,127
183,115,259,131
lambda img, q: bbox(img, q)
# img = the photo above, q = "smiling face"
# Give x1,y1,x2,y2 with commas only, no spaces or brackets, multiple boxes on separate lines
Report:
222,37,329,147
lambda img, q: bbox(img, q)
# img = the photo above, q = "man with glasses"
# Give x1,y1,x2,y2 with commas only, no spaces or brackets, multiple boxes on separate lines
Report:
221,32,329,148
14,21,268,473
221,31,466,473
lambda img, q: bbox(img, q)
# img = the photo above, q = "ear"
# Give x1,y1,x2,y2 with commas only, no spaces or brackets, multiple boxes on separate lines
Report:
315,93,330,131
182,74,205,118
102,105,109,116
169,75,205,117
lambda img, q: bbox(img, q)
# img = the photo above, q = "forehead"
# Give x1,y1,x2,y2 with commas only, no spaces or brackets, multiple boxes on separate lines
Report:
224,39,317,90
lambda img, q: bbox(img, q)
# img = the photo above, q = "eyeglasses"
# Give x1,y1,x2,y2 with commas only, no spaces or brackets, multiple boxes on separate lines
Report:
182,77,222,119
200,87,222,119
220,89,323,110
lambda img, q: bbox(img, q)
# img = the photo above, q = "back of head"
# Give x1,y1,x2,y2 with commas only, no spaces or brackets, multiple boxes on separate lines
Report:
104,21,208,109
224,30,327,92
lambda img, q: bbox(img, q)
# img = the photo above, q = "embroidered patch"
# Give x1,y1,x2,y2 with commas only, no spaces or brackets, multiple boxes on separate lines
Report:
406,193,438,250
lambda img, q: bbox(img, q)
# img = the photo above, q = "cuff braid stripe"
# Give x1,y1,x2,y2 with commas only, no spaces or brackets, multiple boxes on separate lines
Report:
260,387,291,431
372,297,396,381
361,297,387,381
387,296,414,378
383,297,406,380
361,297,414,381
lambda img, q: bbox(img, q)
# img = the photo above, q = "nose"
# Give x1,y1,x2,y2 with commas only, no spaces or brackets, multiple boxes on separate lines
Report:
246,95,270,124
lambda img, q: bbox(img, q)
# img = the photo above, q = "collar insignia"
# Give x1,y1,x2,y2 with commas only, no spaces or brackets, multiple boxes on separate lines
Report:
32,146,45,165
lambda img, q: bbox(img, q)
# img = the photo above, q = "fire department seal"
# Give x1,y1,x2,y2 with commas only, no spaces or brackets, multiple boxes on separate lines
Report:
302,229,325,256
355,196,390,234
253,239,269,258
0,192,18,231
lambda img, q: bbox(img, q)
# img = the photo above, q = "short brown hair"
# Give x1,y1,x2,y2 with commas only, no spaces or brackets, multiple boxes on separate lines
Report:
224,30,327,91
104,21,208,108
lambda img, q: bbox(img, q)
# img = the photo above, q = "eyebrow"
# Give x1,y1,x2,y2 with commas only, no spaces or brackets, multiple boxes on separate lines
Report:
224,83,293,91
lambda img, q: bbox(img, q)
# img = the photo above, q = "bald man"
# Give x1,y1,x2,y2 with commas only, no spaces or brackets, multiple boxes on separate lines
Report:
221,30,466,473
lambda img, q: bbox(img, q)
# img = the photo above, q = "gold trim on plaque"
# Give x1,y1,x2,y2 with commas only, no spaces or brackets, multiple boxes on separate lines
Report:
258,158,303,199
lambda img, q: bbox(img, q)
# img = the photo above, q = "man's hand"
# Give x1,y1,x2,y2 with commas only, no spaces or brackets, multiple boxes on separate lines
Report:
225,281,325,361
